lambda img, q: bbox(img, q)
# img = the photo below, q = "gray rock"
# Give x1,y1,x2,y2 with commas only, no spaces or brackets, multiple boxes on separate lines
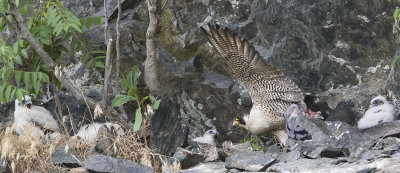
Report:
268,157,400,173
326,99,363,126
44,93,104,136
173,147,206,169
225,150,276,172
0,102,14,131
149,97,188,155
51,147,83,167
83,154,153,173
181,162,227,173
0,158,7,173
95,125,118,157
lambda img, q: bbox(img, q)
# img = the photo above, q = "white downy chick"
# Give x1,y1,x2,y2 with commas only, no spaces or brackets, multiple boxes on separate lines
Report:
72,122,124,143
191,129,218,146
357,96,395,130
14,95,60,139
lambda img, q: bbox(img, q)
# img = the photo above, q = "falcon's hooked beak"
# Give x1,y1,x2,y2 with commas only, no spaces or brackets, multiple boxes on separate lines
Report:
232,117,246,128
22,100,32,109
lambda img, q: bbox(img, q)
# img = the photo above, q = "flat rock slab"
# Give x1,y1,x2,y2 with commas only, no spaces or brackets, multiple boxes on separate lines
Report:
51,147,82,167
181,162,227,173
225,150,277,172
267,157,400,173
83,154,153,173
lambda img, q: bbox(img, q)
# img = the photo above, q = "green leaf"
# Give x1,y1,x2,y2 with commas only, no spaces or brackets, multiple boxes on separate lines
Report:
90,50,106,54
251,142,263,151
41,73,50,83
10,88,16,101
14,55,22,65
15,0,20,8
12,41,19,54
16,88,22,102
5,85,13,102
23,72,31,89
121,78,129,88
32,72,38,83
21,49,28,59
70,37,79,51
0,84,6,102
95,61,105,68
133,107,142,132
127,87,137,96
394,8,400,22
34,80,40,94
152,100,161,110
81,52,90,63
15,71,22,87
111,94,136,107
69,23,82,33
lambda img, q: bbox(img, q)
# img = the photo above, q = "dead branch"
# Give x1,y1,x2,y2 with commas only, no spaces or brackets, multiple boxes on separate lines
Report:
115,0,128,119
104,0,108,41
102,39,113,107
7,0,119,120
115,0,122,96
51,74,69,136
144,0,162,95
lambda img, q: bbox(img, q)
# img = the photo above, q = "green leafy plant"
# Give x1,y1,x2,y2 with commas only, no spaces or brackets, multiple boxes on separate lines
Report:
112,65,161,132
0,0,103,102
392,8,400,67
240,136,264,151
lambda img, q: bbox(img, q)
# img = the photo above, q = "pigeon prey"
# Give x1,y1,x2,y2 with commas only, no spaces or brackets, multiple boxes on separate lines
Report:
357,96,395,130
191,129,218,146
14,95,60,139
285,104,312,141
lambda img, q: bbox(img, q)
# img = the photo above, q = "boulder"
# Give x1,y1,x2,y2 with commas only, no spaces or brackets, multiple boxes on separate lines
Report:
51,147,83,167
83,154,153,173
149,97,188,155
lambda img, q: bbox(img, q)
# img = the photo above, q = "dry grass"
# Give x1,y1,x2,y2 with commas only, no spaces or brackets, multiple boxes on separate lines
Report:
0,122,181,172
113,128,181,172
0,124,66,173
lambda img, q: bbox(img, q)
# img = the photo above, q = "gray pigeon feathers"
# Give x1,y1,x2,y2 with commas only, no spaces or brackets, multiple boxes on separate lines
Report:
285,104,312,141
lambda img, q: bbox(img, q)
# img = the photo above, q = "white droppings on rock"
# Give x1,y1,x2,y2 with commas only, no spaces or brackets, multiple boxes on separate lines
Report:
357,15,370,22
384,65,390,71
231,0,239,9
62,61,103,94
367,64,381,74
346,65,355,73
335,41,351,49
327,55,347,66
322,24,334,28
178,91,215,138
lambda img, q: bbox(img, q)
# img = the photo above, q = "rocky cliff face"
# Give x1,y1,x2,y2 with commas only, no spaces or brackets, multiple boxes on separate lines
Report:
2,0,399,161
62,0,400,142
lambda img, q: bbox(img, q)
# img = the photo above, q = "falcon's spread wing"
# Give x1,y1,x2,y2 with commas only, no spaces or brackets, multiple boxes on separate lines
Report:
201,24,303,115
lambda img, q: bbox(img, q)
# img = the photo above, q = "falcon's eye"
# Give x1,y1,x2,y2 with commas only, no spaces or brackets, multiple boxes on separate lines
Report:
22,100,26,104
373,99,384,106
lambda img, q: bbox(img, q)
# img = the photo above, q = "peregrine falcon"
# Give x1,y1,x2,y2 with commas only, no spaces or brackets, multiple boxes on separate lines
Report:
357,96,395,130
201,24,305,145
14,95,60,139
